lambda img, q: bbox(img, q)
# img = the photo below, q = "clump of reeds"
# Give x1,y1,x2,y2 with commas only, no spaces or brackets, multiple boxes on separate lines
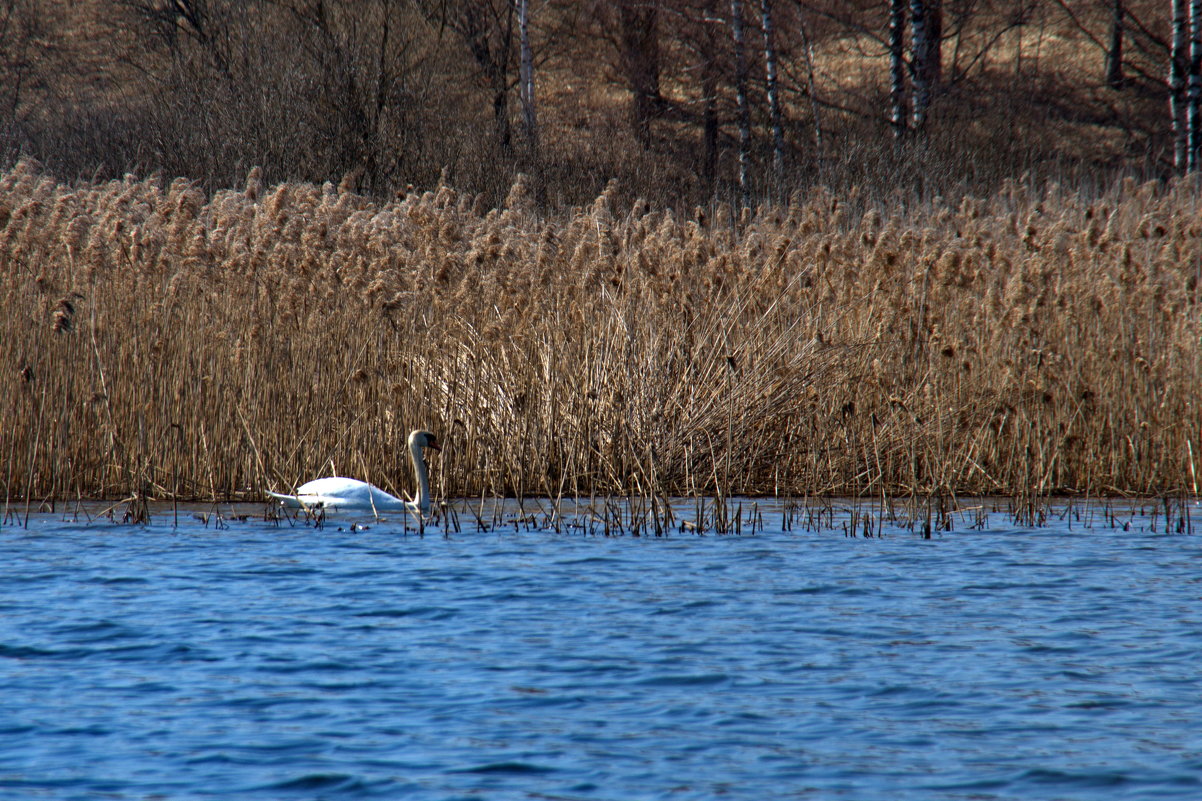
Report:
1,159,1200,507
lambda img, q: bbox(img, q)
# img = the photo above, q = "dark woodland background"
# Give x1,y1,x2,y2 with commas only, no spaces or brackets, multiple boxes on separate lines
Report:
0,1,1180,207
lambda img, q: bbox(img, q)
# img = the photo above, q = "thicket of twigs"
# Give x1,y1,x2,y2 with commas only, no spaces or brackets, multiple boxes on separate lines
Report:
0,2,1173,210
2,159,1199,504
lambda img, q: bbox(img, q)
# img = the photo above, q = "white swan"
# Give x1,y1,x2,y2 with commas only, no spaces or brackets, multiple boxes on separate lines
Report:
267,430,440,514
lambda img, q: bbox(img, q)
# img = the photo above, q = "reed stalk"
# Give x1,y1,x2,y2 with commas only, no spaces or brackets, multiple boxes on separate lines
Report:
1,162,1199,502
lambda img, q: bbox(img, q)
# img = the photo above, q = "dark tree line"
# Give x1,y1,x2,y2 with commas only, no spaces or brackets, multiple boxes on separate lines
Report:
0,1,1186,206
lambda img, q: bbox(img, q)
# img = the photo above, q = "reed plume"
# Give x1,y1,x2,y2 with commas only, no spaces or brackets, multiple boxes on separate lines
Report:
2,162,1199,503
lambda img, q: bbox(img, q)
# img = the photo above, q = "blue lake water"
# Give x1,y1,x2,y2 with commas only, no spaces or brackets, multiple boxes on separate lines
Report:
1,499,1200,800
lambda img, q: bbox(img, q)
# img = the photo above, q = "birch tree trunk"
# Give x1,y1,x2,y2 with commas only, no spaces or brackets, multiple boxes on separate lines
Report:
1191,0,1202,171
1105,0,1124,89
798,9,824,170
518,0,537,158
1173,0,1188,170
730,0,752,207
890,0,907,143
701,12,720,196
759,0,785,187
910,0,935,131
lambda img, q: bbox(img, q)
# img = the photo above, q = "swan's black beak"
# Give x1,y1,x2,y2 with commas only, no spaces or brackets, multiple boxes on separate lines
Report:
426,437,441,453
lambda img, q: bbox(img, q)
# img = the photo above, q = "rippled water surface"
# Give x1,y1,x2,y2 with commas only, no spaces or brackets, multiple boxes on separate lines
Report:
1,500,1200,800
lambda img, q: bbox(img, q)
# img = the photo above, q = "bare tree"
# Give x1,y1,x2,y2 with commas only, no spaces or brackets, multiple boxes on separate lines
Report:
0,0,60,135
617,0,662,146
730,0,751,206
277,0,423,189
910,0,939,130
759,0,785,185
696,1,722,195
890,0,907,142
121,0,236,79
426,0,516,152
107,0,449,191
518,0,537,158
924,0,941,87
1173,0,1189,170
796,7,823,167
1191,0,1202,171
1105,0,1124,89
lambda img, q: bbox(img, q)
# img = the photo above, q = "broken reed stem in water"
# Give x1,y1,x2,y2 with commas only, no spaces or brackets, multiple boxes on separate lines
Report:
0,161,1200,502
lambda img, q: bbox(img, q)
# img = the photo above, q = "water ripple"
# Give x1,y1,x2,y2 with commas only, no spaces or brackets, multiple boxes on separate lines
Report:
1,504,1200,800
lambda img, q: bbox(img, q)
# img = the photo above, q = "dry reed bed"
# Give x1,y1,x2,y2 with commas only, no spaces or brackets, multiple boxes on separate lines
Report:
1,159,1200,504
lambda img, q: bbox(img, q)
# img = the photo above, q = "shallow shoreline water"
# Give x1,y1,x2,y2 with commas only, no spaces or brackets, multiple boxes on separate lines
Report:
2,500,1200,800
4,494,1198,536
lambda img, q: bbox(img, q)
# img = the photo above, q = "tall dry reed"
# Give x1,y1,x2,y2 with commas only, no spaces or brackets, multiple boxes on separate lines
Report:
2,160,1200,504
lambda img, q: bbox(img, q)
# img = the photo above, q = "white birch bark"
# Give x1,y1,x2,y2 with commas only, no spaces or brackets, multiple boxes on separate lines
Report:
1190,0,1202,171
701,15,720,195
890,0,907,142
1173,0,1188,170
518,0,537,158
798,9,824,168
910,0,930,130
730,0,752,207
759,0,785,186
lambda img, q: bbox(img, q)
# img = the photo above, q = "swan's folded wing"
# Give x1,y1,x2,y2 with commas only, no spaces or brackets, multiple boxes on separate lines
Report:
266,490,343,509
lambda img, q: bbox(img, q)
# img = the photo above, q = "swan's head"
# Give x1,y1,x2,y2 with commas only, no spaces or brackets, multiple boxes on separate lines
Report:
408,430,440,453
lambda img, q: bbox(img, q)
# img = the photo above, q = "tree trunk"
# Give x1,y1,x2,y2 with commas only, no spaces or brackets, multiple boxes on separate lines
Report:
1191,0,1202,171
1105,0,1125,89
925,0,942,87
701,16,720,196
890,0,907,142
730,0,751,207
1173,0,1188,170
759,0,784,187
798,9,824,171
910,0,938,130
619,0,661,147
518,0,537,158
446,0,515,154
493,83,511,151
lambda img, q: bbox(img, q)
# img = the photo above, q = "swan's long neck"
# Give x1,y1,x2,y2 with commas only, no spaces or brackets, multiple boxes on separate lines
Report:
410,440,431,513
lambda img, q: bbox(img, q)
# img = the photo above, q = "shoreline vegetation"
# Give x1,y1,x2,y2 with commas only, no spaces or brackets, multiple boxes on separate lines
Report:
1,160,1200,511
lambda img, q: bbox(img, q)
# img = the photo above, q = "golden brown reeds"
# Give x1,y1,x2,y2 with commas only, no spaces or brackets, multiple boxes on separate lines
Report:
1,160,1200,504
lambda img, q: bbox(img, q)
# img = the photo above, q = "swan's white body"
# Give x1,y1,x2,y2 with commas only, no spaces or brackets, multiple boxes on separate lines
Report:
267,430,439,514
269,477,415,511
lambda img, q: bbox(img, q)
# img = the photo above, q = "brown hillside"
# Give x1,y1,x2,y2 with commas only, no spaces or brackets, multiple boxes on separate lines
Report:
0,1,1177,206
